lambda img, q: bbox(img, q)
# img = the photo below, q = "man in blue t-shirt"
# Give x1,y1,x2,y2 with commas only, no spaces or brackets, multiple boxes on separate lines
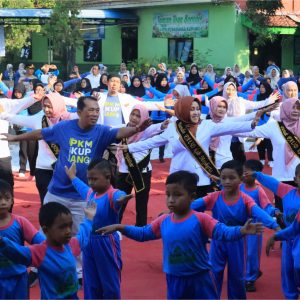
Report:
2,95,151,279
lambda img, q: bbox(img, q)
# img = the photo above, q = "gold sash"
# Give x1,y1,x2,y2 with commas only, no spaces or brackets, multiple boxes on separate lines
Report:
122,138,151,193
277,121,300,159
41,116,60,160
175,120,220,178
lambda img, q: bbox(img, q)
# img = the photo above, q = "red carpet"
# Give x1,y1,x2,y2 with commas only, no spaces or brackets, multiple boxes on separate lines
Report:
12,155,284,299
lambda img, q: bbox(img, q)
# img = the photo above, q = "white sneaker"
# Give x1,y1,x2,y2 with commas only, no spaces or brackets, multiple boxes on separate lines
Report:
260,160,265,165
18,172,26,178
268,161,274,168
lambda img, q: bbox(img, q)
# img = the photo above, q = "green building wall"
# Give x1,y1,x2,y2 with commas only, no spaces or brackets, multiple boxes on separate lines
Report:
29,2,252,72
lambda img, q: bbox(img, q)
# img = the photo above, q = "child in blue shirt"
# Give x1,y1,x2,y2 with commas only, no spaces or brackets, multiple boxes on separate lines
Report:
244,163,300,299
191,160,280,299
267,209,300,293
97,170,264,300
0,201,96,299
0,179,44,299
241,159,280,292
65,158,132,299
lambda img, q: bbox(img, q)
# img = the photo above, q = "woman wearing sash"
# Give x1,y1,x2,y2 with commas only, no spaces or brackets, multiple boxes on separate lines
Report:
222,81,279,164
0,92,74,204
238,98,300,211
121,96,259,198
116,104,168,226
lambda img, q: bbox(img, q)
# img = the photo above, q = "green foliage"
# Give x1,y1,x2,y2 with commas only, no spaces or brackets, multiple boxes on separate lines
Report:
126,49,213,76
42,0,82,73
244,0,284,46
0,0,54,62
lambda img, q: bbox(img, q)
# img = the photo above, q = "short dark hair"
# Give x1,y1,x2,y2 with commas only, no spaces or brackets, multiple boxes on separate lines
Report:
77,96,98,111
0,180,14,211
295,163,300,176
39,202,71,228
33,83,44,93
244,159,263,172
88,158,115,185
108,74,121,81
166,171,199,195
220,160,243,177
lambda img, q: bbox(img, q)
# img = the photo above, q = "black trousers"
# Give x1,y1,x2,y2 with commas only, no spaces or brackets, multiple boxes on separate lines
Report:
35,168,53,205
152,120,166,159
257,138,273,161
0,156,14,187
116,171,152,227
230,141,246,165
275,180,297,212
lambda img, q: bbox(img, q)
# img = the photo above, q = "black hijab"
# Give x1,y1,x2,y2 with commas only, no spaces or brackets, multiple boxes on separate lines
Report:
12,83,26,99
257,80,273,101
187,65,201,85
155,73,170,94
128,76,145,97
99,73,108,90
75,78,92,93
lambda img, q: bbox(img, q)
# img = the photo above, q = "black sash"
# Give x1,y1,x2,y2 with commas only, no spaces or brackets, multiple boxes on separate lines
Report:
41,116,60,168
122,138,151,193
278,121,300,159
175,120,220,178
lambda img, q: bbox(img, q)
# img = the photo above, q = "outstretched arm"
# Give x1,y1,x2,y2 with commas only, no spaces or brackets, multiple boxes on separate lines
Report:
1,129,42,142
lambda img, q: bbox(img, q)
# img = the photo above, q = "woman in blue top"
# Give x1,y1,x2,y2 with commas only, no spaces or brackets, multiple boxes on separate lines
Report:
73,78,92,96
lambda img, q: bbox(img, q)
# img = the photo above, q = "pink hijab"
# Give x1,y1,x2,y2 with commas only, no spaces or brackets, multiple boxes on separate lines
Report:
209,96,228,151
116,104,149,164
280,98,300,165
42,93,70,124
222,82,242,116
282,81,298,101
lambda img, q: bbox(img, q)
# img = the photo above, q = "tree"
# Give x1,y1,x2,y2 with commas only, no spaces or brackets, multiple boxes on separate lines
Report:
244,0,284,46
42,0,82,75
0,0,55,62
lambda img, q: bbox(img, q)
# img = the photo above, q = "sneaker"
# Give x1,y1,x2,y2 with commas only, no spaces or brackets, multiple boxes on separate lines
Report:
28,270,38,288
268,161,274,168
245,281,256,292
259,160,265,165
18,172,26,178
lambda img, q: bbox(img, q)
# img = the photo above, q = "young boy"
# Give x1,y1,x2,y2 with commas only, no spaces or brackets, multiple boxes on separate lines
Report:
97,170,264,300
266,209,300,291
191,160,280,299
244,163,300,299
0,201,96,299
241,159,280,292
65,159,131,299
0,179,44,299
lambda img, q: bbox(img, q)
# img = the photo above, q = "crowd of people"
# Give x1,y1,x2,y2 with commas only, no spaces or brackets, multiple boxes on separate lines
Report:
0,58,300,299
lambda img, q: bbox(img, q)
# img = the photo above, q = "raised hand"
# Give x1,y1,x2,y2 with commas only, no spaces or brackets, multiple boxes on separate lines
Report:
84,202,97,221
161,119,170,130
269,91,280,103
241,219,264,235
243,170,255,179
116,194,133,206
266,235,276,256
64,162,77,180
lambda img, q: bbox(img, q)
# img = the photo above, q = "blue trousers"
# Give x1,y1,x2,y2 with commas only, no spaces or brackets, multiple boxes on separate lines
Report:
210,238,246,299
0,272,28,299
166,271,218,299
83,233,122,299
282,240,299,299
246,234,263,281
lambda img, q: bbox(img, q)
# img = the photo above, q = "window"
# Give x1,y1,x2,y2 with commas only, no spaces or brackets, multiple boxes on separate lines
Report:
122,27,138,63
83,40,102,62
168,39,193,63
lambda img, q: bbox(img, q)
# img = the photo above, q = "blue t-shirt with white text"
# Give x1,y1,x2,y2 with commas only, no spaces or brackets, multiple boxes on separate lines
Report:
41,119,118,199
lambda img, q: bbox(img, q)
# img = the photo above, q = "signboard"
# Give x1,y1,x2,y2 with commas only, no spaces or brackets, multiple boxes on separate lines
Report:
0,26,5,57
81,25,105,41
153,11,208,38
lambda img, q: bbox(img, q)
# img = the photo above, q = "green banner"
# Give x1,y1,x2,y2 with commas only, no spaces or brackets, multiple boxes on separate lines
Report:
153,11,208,38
